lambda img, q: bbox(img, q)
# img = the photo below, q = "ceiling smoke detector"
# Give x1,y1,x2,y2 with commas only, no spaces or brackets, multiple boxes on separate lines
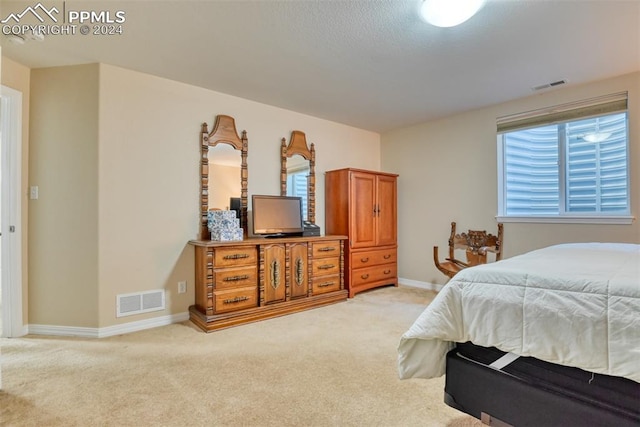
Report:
4,28,45,44
6,33,26,44
27,30,45,42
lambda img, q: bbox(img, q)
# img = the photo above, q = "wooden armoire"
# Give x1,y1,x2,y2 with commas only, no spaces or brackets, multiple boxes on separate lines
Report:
325,168,398,297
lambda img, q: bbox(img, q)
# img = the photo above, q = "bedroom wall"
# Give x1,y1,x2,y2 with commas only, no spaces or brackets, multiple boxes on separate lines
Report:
382,71,640,286
25,63,379,329
1,56,30,326
29,64,100,327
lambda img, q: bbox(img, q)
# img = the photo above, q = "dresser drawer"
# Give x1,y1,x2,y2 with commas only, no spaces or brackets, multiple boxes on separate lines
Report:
312,240,341,258
214,286,258,313
351,248,397,269
214,247,257,268
312,257,340,276
215,266,257,291
312,275,341,294
351,264,397,287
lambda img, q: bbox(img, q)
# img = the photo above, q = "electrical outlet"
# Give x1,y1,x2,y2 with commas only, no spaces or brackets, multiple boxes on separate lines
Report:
178,281,187,294
30,186,39,200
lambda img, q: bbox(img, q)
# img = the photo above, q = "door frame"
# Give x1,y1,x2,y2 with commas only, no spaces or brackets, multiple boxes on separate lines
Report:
1,85,25,338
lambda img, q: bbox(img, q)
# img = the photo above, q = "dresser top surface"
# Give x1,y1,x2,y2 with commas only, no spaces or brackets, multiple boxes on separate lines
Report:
189,235,347,247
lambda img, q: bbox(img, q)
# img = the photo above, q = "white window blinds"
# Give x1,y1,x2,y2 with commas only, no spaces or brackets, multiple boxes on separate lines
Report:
286,169,309,219
497,92,630,221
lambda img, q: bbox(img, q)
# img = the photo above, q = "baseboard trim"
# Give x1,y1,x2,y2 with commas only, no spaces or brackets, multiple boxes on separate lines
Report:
398,277,444,292
25,283,437,337
28,312,190,338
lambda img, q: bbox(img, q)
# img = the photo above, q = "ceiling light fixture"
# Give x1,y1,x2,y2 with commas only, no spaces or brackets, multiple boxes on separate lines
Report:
420,0,486,28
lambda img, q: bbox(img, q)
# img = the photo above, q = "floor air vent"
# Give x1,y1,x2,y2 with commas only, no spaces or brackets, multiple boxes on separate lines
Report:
117,290,165,317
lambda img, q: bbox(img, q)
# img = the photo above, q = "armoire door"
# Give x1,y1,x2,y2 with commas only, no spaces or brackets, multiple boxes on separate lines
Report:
375,174,397,247
349,171,377,248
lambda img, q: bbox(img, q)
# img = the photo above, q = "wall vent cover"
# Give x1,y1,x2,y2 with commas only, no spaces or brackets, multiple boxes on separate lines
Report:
531,79,568,91
116,289,165,317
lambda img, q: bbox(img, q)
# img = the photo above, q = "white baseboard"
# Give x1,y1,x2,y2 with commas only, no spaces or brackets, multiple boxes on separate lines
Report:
25,283,439,338
398,277,444,292
28,312,190,338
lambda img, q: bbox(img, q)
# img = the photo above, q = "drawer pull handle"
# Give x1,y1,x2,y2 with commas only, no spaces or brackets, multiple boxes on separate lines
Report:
223,275,249,282
384,269,391,275
383,254,392,259
295,257,304,286
361,257,369,263
361,274,369,279
318,281,335,288
223,296,250,304
318,247,336,252
318,264,335,270
223,253,250,260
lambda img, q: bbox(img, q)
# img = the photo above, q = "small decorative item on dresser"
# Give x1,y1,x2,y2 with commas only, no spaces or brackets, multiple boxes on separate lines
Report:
207,210,244,241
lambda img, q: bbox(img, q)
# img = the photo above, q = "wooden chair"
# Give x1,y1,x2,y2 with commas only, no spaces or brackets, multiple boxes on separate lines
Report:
433,222,504,279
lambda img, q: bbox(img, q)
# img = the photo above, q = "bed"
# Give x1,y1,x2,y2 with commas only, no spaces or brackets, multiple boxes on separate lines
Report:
398,243,640,426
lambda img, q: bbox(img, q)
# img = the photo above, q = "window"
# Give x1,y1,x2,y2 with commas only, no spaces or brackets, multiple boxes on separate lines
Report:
286,167,309,219
497,92,632,223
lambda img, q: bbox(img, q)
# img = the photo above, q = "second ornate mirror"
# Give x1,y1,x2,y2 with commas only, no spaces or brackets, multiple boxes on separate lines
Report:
280,131,315,224
200,115,248,240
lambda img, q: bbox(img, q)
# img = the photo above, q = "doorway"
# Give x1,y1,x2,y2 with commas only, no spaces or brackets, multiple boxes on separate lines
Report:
1,84,24,339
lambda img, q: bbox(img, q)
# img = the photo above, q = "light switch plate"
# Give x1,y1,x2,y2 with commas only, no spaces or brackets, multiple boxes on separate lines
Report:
30,186,39,199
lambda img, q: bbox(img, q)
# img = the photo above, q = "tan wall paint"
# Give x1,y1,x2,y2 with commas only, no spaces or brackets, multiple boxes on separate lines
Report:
96,64,379,327
1,56,30,326
29,64,100,327
382,72,640,286
14,59,640,326
12,60,380,329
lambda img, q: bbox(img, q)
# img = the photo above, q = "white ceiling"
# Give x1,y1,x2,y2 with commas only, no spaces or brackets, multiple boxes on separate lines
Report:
2,0,639,133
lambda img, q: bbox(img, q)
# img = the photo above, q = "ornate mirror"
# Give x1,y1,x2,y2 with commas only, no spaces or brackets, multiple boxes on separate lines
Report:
280,130,315,224
200,115,248,240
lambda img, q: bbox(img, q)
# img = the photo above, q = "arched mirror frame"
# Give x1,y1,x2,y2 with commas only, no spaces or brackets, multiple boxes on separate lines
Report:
280,130,315,224
200,115,248,240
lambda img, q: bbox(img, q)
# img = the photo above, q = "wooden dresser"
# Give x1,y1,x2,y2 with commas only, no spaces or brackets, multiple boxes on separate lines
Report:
189,235,347,331
325,168,398,298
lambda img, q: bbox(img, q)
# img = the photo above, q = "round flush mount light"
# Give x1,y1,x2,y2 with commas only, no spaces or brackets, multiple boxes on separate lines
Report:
420,0,486,27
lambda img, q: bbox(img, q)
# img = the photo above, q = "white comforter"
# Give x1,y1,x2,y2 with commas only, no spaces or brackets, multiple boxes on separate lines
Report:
398,243,640,383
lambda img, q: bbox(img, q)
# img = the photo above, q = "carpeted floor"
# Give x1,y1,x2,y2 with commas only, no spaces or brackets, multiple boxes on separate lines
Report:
0,285,481,426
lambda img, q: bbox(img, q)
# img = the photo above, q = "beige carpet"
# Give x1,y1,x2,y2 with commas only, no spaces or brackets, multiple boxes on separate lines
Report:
0,285,481,427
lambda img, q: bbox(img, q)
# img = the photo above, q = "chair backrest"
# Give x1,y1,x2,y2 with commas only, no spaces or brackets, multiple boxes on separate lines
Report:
448,222,503,266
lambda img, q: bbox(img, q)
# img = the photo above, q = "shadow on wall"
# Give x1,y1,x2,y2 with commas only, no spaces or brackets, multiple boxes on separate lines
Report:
164,243,195,314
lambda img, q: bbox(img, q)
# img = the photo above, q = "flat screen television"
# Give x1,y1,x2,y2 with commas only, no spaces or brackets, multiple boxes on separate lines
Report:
252,195,304,237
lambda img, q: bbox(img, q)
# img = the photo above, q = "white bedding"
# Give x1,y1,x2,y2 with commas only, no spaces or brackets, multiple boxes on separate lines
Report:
398,243,640,383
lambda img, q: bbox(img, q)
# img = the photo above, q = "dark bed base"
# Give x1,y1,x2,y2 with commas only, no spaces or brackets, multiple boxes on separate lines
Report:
444,342,640,427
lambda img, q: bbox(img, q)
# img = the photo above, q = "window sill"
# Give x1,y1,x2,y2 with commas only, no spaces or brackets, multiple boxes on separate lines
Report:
495,215,635,225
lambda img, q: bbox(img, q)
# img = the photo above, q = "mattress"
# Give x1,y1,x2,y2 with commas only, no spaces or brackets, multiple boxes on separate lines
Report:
445,342,640,426
397,243,640,383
